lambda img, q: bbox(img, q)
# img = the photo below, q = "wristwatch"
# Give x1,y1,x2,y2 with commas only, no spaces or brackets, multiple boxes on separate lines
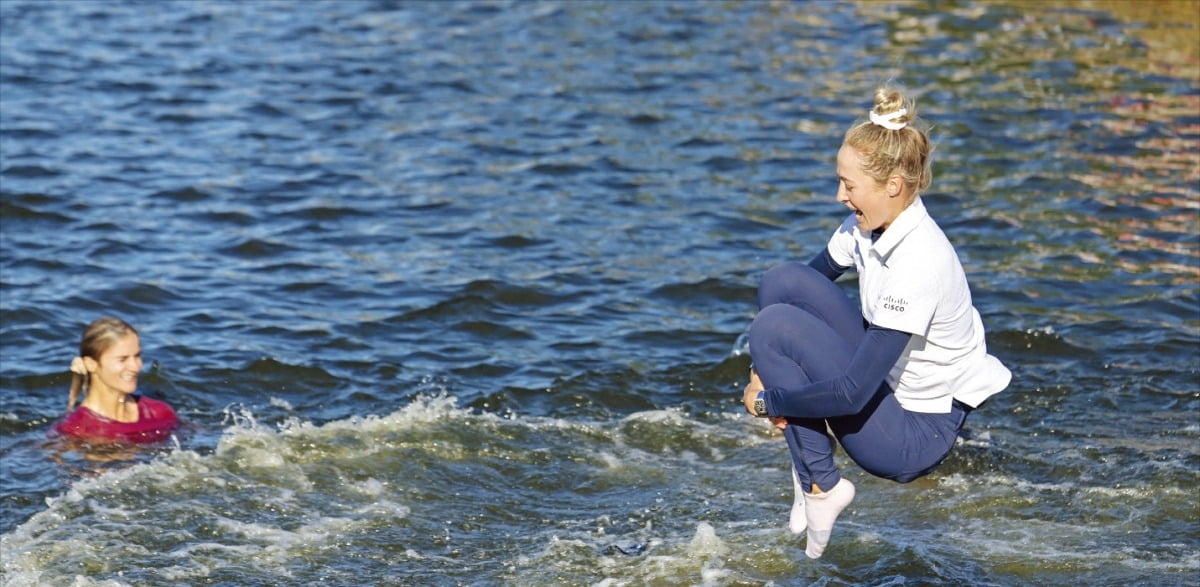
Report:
753,392,767,417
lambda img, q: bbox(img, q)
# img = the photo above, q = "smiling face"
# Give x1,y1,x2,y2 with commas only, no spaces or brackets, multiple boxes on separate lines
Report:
836,144,906,232
84,332,142,397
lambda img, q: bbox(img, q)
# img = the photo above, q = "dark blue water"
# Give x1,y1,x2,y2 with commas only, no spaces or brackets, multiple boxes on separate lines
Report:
2,1,1197,585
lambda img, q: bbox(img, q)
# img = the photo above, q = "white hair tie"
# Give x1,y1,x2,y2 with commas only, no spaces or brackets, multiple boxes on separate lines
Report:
869,108,908,130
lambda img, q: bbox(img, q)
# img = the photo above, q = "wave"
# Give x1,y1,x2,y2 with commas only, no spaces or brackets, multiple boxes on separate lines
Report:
0,395,771,585
5,394,1197,586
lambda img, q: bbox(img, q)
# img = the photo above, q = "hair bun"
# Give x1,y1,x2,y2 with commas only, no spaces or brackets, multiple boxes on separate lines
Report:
870,87,914,129
869,109,907,130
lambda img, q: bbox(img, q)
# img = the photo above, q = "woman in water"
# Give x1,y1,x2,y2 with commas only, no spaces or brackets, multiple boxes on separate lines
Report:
54,317,179,443
742,86,1011,558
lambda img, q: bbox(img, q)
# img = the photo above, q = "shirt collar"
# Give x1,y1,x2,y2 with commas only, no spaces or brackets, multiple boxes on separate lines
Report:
864,196,926,258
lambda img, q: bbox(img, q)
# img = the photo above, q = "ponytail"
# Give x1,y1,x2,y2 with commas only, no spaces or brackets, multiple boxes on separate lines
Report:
67,370,86,414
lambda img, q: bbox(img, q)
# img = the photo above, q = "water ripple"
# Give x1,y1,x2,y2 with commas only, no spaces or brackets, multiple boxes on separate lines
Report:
1,0,1197,584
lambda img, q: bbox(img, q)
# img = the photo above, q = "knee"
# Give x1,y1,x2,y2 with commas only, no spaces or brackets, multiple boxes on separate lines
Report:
758,262,825,309
749,304,798,345
749,303,815,359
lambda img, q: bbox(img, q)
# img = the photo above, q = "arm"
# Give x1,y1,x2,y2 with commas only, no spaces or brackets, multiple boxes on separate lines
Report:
808,248,850,281
761,325,911,419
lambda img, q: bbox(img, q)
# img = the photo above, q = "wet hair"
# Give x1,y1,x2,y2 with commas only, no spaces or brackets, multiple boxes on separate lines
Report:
843,86,933,200
66,316,138,413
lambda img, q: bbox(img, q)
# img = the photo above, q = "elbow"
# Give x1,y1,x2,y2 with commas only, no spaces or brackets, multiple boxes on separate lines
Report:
843,376,890,415
820,385,873,418
817,381,884,418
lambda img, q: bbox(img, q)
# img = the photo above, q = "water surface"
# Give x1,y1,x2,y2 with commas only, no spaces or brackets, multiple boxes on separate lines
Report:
1,1,1197,585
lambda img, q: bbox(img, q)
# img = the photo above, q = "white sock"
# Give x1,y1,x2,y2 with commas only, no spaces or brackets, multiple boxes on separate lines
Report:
804,478,855,559
788,466,806,534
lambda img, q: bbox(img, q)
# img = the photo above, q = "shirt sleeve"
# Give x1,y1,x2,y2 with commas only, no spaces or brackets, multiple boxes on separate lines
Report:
826,215,858,269
807,248,850,281
762,325,911,418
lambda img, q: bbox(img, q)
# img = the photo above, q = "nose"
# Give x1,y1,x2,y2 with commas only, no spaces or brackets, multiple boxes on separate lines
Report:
835,182,848,203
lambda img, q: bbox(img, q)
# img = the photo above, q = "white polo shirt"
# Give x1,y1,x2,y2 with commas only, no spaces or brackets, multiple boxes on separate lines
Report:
827,197,1011,413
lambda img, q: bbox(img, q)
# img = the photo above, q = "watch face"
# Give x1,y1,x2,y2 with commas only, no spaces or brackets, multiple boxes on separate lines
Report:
754,398,766,416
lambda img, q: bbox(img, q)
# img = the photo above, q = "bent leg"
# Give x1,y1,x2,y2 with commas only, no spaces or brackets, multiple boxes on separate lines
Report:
750,303,858,493
758,262,864,345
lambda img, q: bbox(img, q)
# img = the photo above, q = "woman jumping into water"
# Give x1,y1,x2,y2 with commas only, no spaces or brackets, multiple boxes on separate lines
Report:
742,86,1011,559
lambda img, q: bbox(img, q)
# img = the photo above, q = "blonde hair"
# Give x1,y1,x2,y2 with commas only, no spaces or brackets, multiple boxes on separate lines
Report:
67,317,138,413
843,86,933,201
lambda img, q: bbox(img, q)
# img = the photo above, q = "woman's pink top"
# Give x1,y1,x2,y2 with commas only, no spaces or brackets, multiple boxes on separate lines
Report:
53,396,179,443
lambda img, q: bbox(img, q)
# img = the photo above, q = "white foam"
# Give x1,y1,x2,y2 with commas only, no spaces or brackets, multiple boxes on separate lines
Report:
268,396,293,411
687,521,728,558
729,329,750,357
1118,549,1200,574
938,472,1192,501
0,570,44,587
69,576,128,587
154,561,214,582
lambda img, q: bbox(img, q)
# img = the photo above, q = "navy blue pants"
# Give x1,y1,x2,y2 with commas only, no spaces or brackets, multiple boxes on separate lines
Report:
749,263,971,492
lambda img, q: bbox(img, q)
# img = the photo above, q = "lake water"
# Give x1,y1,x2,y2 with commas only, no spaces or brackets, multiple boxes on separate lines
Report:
1,1,1197,585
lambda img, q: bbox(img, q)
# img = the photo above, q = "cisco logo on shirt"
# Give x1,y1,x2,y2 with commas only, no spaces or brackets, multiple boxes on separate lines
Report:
882,294,908,312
